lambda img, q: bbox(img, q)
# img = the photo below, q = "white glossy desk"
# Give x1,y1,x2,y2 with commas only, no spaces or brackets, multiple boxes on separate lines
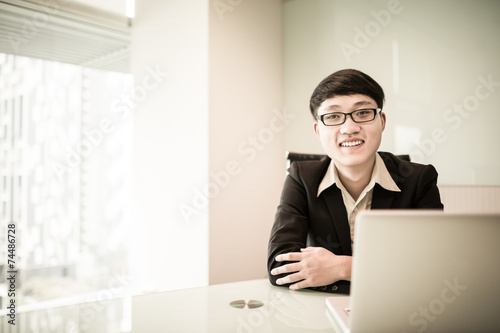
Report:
1,279,343,332
131,278,341,332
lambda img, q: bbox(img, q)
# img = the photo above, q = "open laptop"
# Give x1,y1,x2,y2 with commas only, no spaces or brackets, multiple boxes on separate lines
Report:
326,210,500,333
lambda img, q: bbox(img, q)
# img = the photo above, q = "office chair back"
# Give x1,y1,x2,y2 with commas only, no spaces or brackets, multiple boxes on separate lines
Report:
286,151,410,171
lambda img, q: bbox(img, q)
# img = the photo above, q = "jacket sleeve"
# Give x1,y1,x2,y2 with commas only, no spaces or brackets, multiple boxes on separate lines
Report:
267,162,309,287
267,162,351,294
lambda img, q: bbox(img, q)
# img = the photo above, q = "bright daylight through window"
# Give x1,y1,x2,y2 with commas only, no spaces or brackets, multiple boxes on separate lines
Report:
0,52,133,329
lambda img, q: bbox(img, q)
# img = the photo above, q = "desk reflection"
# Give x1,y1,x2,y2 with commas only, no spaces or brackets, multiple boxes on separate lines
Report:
1,279,341,332
0,296,130,333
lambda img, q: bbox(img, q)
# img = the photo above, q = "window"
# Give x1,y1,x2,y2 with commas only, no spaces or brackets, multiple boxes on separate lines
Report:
0,52,132,331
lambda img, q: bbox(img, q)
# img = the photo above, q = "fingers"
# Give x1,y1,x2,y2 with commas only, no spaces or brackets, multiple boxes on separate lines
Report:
280,274,310,291
272,249,321,290
275,251,304,262
275,272,304,286
289,280,309,290
300,246,317,252
271,262,301,276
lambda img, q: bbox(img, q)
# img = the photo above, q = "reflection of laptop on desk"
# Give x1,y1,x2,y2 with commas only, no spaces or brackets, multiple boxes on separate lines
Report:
326,210,500,333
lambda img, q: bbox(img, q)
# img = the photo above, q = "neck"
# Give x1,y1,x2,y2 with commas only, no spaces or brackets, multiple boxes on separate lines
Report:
335,157,376,201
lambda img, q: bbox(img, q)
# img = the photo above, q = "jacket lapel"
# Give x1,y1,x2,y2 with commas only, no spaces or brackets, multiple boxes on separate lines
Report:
322,186,352,255
371,153,400,209
371,184,396,209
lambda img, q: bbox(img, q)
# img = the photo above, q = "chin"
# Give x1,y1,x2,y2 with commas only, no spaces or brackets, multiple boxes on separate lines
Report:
334,151,376,167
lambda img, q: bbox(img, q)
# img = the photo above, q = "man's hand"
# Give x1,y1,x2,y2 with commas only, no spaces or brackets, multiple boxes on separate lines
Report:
270,247,352,290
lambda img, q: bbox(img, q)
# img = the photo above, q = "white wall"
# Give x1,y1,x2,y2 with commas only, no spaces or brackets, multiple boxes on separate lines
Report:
130,0,284,290
283,0,500,186
208,0,284,284
131,0,209,291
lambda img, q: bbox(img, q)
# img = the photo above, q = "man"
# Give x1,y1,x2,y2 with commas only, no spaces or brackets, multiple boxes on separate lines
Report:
268,69,444,294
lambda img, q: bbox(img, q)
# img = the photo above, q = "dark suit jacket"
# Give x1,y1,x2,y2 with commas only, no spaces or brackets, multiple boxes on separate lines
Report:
267,151,444,294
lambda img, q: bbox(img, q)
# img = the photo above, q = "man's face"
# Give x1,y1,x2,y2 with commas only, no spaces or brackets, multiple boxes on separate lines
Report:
313,94,386,170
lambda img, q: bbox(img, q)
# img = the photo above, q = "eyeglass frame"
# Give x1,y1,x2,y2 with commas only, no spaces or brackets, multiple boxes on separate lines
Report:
317,108,382,126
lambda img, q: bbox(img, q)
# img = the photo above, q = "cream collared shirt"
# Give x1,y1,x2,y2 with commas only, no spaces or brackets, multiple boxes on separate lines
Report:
317,153,401,245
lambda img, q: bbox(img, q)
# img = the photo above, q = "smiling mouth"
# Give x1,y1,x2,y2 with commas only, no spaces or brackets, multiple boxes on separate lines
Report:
340,140,364,147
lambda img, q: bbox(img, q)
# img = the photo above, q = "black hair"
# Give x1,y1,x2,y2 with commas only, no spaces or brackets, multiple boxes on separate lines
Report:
309,69,385,118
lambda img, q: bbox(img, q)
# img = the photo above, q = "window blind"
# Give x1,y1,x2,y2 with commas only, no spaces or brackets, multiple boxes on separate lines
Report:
0,0,131,73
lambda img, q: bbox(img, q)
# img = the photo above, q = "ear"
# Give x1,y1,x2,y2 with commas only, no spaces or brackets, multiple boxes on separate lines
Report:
313,121,321,138
379,112,386,131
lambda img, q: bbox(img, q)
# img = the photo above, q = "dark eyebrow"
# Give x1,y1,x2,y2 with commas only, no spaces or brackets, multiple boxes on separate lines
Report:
323,100,375,112
353,100,375,108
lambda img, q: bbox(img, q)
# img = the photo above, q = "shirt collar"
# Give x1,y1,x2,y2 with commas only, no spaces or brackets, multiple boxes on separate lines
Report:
317,153,401,197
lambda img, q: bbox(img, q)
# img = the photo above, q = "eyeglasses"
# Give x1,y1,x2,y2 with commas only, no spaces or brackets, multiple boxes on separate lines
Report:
317,108,382,126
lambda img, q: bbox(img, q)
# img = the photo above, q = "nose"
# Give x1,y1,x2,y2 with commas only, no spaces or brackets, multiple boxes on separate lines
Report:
339,115,360,135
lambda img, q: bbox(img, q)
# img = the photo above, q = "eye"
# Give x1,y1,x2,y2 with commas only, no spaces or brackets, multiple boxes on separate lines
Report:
324,113,342,120
353,109,375,120
354,109,371,116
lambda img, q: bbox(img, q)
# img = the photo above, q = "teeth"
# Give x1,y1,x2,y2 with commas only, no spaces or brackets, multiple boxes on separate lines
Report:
340,140,363,147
